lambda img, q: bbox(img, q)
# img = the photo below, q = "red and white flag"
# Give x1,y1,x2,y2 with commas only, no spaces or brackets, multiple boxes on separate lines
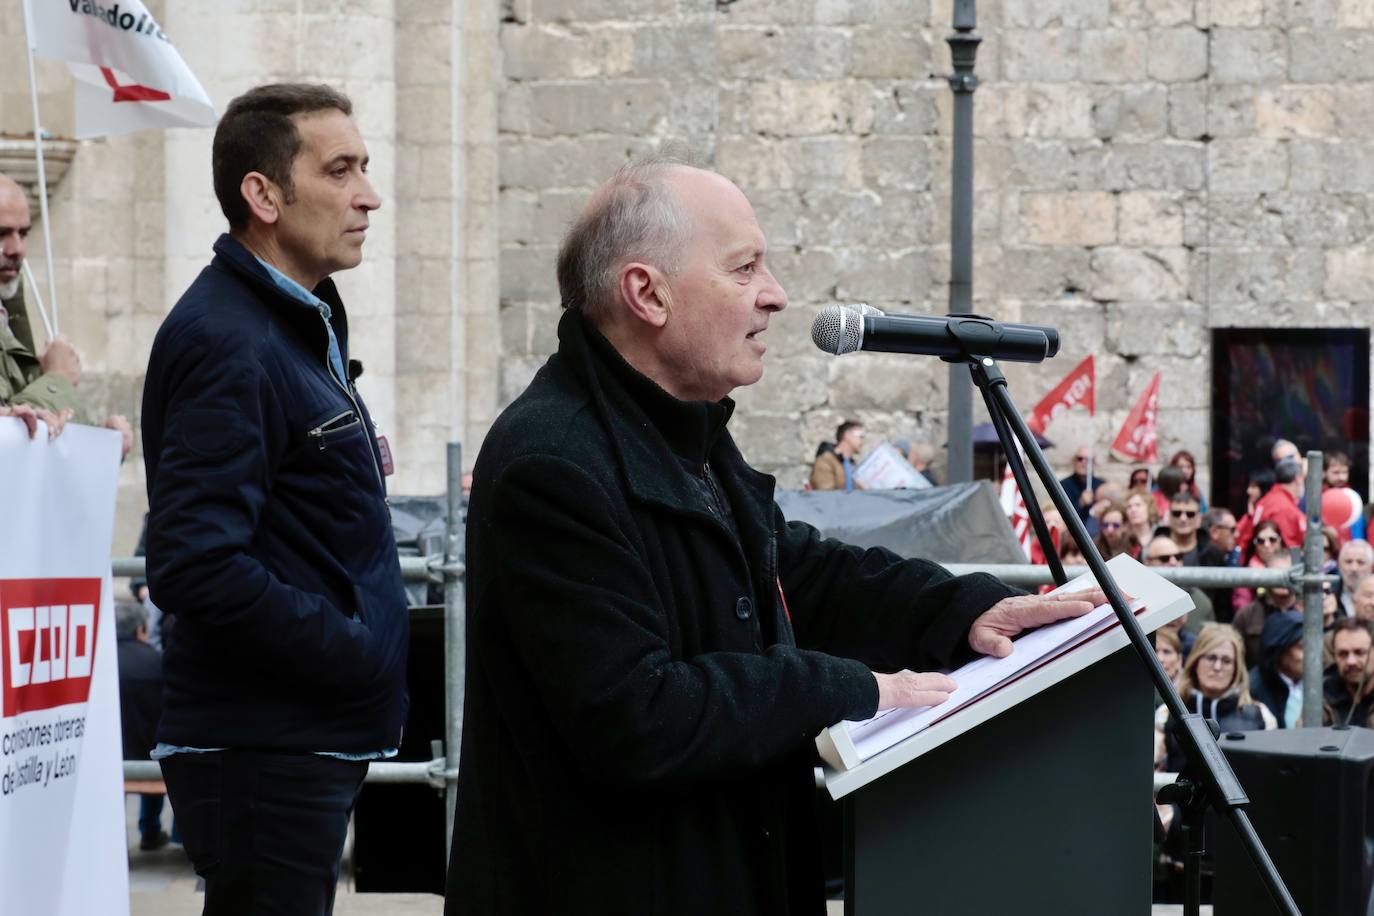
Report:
24,0,215,138
1028,355,1095,435
1111,372,1161,463
999,455,1034,560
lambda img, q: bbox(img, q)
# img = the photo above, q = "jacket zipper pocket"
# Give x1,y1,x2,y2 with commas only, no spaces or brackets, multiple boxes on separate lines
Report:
308,410,361,450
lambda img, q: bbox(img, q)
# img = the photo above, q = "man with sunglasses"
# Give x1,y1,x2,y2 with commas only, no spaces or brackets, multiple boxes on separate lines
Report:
1164,492,1207,565
1145,536,1214,643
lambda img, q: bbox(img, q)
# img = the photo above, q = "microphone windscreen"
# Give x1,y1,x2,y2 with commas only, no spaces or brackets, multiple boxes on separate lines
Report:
811,305,864,355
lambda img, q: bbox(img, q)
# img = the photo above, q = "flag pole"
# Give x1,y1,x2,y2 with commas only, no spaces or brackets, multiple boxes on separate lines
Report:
21,0,61,336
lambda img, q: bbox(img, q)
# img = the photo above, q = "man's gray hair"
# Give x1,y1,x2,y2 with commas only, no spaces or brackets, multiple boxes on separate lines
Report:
115,601,147,641
1341,538,1374,562
556,156,695,325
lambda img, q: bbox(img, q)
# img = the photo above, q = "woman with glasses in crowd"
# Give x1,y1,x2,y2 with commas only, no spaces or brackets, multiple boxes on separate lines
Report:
1232,519,1285,614
1094,499,1138,560
1154,623,1277,773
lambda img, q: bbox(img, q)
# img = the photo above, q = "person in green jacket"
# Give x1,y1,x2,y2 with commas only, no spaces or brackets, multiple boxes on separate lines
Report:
0,173,131,455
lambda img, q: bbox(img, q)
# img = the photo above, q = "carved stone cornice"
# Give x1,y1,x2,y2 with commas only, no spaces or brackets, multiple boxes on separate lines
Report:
0,134,78,210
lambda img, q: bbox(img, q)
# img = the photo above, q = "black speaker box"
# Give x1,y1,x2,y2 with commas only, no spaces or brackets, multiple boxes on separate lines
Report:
1213,725,1374,916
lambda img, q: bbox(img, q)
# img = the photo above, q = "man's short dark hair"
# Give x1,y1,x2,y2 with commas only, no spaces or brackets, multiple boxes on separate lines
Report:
835,420,862,443
115,601,147,641
1155,464,1186,497
1275,458,1302,485
1169,490,1199,508
1332,617,1373,642
212,83,353,231
1328,450,1351,469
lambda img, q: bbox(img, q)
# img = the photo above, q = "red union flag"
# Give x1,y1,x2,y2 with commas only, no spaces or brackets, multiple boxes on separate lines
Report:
1,579,101,717
999,456,1034,560
23,0,215,138
1111,372,1162,463
1028,355,1095,435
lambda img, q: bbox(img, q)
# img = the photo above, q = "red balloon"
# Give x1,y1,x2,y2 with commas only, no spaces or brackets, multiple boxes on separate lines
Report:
1322,487,1363,530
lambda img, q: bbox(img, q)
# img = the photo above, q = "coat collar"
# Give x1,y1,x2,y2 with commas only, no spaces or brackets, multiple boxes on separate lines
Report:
557,307,777,527
211,233,352,355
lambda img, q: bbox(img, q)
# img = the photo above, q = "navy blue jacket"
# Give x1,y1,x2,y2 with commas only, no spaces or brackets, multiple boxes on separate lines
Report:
142,235,408,753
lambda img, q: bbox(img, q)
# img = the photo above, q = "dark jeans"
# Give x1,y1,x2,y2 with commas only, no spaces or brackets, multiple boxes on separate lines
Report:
160,749,368,916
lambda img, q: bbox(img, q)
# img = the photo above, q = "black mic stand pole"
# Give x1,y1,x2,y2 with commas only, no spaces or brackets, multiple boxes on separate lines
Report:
981,388,1067,587
959,348,1299,916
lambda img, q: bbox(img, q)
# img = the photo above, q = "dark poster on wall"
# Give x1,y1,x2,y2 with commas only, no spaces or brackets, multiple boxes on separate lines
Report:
1211,328,1369,517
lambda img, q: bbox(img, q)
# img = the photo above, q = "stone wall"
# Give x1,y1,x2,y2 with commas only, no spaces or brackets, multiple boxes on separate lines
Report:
497,0,1374,502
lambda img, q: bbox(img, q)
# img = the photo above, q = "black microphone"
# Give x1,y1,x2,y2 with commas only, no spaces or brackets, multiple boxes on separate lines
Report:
810,305,1060,363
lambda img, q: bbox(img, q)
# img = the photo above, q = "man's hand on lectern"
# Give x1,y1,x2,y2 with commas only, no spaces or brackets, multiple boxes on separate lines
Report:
968,589,1108,659
873,670,959,710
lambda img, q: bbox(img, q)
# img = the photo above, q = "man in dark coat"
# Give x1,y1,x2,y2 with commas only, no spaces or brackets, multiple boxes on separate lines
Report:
1325,618,1374,727
446,158,1105,916
1247,610,1304,728
142,84,407,915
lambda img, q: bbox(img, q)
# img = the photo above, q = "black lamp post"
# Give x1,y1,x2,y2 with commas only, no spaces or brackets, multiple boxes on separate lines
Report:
945,0,981,482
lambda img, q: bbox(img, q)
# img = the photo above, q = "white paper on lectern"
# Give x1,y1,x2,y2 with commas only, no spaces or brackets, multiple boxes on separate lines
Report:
816,555,1187,775
842,595,1146,763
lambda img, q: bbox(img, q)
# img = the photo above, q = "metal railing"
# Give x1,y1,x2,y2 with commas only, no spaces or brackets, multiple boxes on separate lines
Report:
118,447,1339,852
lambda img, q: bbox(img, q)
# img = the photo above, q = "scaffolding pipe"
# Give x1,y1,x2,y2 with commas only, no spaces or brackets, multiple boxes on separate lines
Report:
1302,452,1326,728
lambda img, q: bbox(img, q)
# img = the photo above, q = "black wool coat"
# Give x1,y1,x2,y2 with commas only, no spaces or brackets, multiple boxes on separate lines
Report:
446,308,1019,916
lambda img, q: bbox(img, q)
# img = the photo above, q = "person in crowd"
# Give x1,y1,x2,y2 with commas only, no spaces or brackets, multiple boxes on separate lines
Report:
1164,491,1207,565
1060,446,1105,523
1129,467,1151,491
810,420,866,491
1247,610,1305,729
1233,553,1298,667
1272,438,1301,468
1155,623,1277,773
1325,450,1351,490
1059,537,1085,567
1233,518,1285,613
446,156,1108,915
141,84,407,915
116,602,170,851
908,441,938,486
1152,465,1187,520
1242,458,1307,553
1084,479,1124,540
1353,575,1374,622
1244,467,1276,518
1167,449,1208,513
1154,626,1184,687
1145,535,1214,638
1124,488,1158,554
0,173,133,457
1324,619,1374,727
1094,499,1137,560
1198,508,1239,623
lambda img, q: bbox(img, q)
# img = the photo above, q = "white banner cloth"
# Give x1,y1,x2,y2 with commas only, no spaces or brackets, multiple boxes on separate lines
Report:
24,0,215,137
0,419,127,916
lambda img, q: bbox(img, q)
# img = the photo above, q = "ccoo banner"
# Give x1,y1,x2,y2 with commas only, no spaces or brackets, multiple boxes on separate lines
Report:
0,420,126,916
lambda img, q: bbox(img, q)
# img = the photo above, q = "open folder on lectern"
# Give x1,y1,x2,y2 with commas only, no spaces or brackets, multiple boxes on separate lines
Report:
817,554,1193,776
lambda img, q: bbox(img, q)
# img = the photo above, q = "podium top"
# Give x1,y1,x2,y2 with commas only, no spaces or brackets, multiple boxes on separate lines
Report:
820,554,1192,799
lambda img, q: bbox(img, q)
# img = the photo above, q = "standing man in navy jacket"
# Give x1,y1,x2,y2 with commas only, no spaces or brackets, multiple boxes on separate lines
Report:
142,83,408,916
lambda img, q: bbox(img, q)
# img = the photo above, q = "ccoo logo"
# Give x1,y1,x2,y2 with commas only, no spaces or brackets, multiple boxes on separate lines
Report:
0,579,102,717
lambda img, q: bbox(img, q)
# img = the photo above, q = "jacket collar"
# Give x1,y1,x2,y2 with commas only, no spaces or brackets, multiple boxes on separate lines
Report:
211,233,351,356
557,307,777,524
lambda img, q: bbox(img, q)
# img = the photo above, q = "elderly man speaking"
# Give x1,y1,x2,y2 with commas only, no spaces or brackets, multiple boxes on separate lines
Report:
446,157,1104,916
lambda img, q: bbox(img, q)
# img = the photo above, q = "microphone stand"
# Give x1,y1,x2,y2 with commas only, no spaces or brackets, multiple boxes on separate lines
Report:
955,345,1299,916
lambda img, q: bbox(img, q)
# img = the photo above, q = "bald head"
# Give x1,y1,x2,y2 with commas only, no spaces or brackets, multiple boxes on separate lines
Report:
556,157,698,326
0,174,30,300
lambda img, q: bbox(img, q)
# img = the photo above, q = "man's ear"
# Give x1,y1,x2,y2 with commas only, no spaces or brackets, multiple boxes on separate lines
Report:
240,172,281,226
618,262,672,328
